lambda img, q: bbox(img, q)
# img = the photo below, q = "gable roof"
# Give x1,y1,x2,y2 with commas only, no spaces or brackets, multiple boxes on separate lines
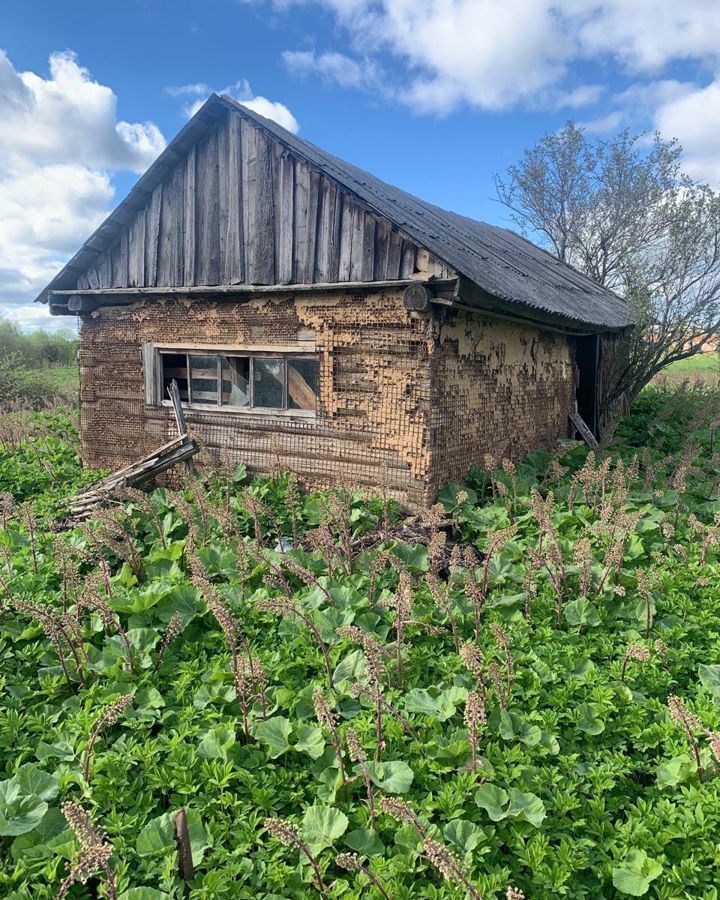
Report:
36,93,632,331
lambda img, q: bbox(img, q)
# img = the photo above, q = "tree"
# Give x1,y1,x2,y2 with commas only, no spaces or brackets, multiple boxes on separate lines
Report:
495,123,720,411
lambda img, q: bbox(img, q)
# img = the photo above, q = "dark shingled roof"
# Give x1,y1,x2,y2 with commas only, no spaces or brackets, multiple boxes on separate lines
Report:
37,93,632,330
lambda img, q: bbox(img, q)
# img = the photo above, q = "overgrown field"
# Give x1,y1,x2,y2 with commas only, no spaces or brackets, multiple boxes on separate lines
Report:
1,389,720,899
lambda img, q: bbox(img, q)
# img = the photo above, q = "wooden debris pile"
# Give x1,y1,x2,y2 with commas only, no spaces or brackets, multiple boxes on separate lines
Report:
61,432,199,526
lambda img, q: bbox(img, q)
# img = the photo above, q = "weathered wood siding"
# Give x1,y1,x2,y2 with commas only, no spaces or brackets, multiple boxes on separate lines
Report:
76,112,451,292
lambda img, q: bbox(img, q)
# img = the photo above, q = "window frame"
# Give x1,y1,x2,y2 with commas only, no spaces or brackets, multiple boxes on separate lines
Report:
148,344,319,417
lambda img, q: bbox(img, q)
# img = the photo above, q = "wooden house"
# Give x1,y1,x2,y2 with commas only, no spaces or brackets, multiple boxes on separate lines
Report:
37,94,632,508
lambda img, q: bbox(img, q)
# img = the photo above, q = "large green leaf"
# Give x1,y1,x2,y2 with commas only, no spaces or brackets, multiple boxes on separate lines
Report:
576,702,605,735
293,724,326,760
254,717,293,758
564,598,600,627
698,664,720,698
136,810,210,867
301,804,348,853
119,889,172,899
365,760,414,793
443,819,485,854
344,827,384,857
499,711,542,747
612,850,662,896
506,788,546,827
197,725,236,761
0,766,59,837
474,784,510,822
404,686,467,722
656,753,696,788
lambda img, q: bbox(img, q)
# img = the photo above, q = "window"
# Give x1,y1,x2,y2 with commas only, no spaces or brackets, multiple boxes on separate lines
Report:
156,349,319,413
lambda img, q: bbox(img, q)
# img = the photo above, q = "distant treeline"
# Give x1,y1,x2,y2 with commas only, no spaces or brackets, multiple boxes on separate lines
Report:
0,320,78,368
0,320,79,409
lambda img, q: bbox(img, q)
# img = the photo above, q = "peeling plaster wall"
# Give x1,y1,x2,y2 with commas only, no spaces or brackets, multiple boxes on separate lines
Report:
426,311,574,495
78,290,434,507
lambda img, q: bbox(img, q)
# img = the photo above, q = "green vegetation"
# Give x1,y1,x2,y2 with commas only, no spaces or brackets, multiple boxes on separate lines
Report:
0,319,79,408
658,353,719,386
1,388,720,898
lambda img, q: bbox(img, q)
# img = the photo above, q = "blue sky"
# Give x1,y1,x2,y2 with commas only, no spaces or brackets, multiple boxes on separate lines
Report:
1,0,719,328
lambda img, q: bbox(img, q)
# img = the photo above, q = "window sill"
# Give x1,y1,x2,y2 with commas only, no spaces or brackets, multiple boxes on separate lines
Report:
156,400,317,419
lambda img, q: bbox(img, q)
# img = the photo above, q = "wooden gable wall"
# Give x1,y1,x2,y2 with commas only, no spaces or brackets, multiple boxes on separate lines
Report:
76,111,453,292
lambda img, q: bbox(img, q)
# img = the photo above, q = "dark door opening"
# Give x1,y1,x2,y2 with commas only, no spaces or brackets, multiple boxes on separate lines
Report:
574,335,600,437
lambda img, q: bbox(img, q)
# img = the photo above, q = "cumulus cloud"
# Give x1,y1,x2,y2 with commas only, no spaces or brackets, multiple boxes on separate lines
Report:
166,78,300,132
654,79,720,184
0,49,166,329
275,0,720,115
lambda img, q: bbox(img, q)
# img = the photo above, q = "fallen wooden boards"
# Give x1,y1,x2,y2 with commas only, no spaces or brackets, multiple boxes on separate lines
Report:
61,433,200,525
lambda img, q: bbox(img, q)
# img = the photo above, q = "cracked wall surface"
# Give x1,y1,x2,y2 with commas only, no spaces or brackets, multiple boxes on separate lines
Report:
79,290,434,508
426,311,574,496
78,294,576,509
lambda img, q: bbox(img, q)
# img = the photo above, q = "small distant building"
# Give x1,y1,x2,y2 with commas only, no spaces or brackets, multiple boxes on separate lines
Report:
37,94,632,508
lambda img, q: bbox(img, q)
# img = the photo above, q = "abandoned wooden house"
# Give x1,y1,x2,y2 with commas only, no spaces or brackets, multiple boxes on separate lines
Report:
37,93,632,508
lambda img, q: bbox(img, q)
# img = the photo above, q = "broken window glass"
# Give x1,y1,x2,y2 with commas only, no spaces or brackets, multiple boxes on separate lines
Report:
221,356,251,407
287,358,319,410
253,358,285,408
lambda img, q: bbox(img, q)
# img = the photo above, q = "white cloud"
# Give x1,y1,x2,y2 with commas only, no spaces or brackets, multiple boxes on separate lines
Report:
0,49,166,330
654,79,720,183
167,78,300,132
275,0,720,116
282,50,384,92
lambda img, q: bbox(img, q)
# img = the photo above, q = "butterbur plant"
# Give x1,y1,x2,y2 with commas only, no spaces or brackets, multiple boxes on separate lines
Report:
83,694,133,783
235,651,267,740
259,597,334,689
666,694,720,779
347,728,376,825
13,599,87,688
380,797,483,899
336,852,391,899
313,688,347,783
620,642,650,682
154,612,184,672
264,817,327,897
337,625,387,756
58,802,117,900
464,691,486,769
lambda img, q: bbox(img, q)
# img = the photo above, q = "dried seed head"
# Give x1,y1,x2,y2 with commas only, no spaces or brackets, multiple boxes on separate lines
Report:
464,691,487,732
460,641,485,681
264,817,302,848
312,688,337,731
93,693,134,734
623,642,650,664
336,852,361,872
379,796,419,828
58,802,115,897
423,838,461,882
507,888,526,900
346,728,365,763
668,695,703,733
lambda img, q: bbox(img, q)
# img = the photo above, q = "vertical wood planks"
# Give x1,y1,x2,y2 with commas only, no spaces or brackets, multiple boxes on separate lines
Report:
67,111,440,294
183,145,196,286
195,129,220,285
145,183,163,287
223,113,244,284
315,177,341,282
128,209,146,287
274,147,295,284
294,162,319,283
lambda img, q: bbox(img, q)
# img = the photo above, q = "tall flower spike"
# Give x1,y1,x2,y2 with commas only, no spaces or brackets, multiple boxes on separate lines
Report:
58,802,117,900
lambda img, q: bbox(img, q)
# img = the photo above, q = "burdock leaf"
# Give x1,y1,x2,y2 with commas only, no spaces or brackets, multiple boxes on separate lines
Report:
301,804,348,853
365,760,414,793
506,788,546,827
254,717,293,758
612,849,662,896
475,783,510,821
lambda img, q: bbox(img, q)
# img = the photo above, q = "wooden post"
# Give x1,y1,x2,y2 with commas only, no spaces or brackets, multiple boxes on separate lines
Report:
174,808,194,894
168,379,197,475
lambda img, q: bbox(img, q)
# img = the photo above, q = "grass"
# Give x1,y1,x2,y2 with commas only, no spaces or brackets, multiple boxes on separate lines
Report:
656,353,719,387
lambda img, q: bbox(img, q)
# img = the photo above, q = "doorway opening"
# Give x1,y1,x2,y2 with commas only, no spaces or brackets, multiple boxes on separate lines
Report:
574,335,600,438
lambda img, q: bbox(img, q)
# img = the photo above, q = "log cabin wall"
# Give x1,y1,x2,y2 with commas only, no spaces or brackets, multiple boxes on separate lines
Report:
78,289,436,508
425,311,575,496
